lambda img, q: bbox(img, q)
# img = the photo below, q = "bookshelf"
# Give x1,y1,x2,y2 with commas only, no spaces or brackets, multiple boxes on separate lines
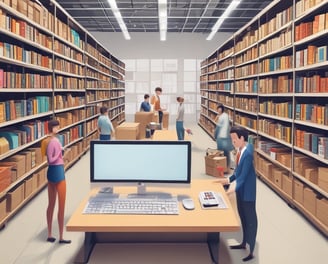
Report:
200,0,328,236
0,0,125,228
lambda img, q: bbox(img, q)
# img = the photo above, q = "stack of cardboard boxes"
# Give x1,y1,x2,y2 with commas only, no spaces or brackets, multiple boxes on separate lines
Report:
204,150,227,177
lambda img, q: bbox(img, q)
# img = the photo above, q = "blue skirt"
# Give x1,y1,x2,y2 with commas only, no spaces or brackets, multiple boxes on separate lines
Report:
47,165,65,183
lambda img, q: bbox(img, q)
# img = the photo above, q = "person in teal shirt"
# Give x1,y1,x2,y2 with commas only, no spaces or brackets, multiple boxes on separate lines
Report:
98,106,115,140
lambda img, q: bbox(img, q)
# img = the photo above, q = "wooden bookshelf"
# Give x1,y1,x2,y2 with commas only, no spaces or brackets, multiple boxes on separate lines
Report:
0,0,125,228
199,0,328,236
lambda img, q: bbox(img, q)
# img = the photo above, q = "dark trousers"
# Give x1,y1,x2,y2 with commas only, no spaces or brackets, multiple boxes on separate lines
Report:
236,197,258,254
158,111,163,129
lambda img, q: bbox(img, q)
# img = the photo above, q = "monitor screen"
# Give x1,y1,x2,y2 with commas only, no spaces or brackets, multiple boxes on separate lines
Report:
90,140,191,192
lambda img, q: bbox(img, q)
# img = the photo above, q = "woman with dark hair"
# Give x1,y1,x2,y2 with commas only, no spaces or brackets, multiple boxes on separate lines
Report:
41,119,71,244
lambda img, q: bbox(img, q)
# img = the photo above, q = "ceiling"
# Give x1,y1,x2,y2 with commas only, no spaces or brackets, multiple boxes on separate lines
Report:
56,0,272,34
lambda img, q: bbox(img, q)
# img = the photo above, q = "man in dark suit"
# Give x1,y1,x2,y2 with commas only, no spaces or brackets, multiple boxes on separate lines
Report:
216,126,258,262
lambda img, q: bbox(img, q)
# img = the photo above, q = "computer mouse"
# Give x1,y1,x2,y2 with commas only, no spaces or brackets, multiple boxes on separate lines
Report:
182,198,195,210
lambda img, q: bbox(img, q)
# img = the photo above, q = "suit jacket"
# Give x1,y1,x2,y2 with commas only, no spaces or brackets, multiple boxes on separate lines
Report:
230,143,256,202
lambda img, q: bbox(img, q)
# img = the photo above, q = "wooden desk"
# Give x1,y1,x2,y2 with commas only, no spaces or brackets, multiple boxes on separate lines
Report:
67,179,240,263
153,130,191,141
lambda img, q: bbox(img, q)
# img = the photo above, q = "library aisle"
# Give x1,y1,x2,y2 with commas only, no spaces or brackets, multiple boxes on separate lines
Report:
0,124,327,264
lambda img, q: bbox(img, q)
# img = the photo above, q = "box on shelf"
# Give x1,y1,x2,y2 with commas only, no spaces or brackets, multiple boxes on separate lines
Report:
0,162,17,182
316,198,328,227
270,147,289,160
0,197,7,222
20,151,32,173
0,166,11,193
318,167,328,192
6,154,26,179
31,173,38,193
304,168,318,184
116,122,140,140
276,153,292,168
261,161,273,181
28,147,42,166
272,168,283,189
134,112,154,139
293,178,304,205
282,173,292,197
24,176,33,199
303,187,317,216
6,183,24,212
37,168,47,187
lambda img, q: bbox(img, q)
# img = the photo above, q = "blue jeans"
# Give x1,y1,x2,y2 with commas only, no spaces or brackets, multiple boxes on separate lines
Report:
216,137,233,169
100,134,111,140
176,121,184,140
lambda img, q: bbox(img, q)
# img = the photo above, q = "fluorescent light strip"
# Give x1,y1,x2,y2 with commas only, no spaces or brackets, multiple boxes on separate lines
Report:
158,0,167,41
107,0,131,40
207,0,241,40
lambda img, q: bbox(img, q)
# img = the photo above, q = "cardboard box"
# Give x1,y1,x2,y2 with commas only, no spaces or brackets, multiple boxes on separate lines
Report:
37,168,47,187
31,173,38,193
0,197,7,222
316,198,328,227
276,153,291,168
304,168,318,184
6,155,26,178
293,178,304,205
261,161,273,181
24,176,33,198
282,173,292,197
0,166,11,193
0,162,17,182
272,168,283,188
303,187,316,215
20,151,32,173
11,0,18,9
116,122,140,140
318,167,328,192
162,112,169,129
205,155,227,177
134,112,154,139
7,183,25,212
17,0,28,16
28,147,42,166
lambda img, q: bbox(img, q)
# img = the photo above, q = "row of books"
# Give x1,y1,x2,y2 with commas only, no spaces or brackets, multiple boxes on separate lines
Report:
259,101,293,119
57,124,84,147
258,119,292,143
235,30,257,53
295,45,327,67
53,94,85,111
55,58,83,75
295,129,328,159
235,63,258,78
235,79,258,93
54,39,83,63
295,12,328,41
86,105,99,119
295,103,328,125
54,16,82,49
0,69,52,89
56,109,86,128
55,76,84,90
235,46,258,65
0,41,52,69
235,97,257,112
260,55,293,73
0,96,51,122
0,9,53,50
295,0,326,18
218,57,234,70
109,105,125,116
0,119,49,149
235,114,257,130
259,28,292,56
2,0,53,31
218,82,232,91
295,75,328,93
258,6,293,40
218,69,234,80
259,75,293,94
85,119,97,135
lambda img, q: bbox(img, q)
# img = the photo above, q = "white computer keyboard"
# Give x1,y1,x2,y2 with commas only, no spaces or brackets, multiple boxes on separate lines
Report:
83,197,179,215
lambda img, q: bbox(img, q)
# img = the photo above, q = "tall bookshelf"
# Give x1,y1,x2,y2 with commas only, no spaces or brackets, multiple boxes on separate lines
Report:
199,0,328,236
0,0,125,228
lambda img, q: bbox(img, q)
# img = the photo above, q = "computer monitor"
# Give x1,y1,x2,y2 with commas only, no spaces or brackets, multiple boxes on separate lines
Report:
90,140,192,197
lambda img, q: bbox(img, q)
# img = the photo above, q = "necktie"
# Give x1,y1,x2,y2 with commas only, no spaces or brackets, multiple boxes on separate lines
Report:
236,151,241,167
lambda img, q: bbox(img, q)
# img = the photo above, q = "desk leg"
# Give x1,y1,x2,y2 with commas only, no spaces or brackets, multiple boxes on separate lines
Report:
75,232,96,264
207,232,220,264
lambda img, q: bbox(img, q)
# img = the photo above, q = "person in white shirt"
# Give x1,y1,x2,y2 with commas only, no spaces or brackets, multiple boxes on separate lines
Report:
214,104,233,169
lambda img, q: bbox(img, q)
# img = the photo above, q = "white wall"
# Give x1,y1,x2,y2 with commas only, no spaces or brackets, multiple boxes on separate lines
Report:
91,32,232,125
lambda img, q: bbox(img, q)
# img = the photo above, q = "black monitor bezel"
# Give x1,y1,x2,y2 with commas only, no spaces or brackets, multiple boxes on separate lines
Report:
90,140,192,184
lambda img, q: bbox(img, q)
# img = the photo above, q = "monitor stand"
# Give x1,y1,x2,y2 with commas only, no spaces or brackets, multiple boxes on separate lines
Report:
127,182,173,199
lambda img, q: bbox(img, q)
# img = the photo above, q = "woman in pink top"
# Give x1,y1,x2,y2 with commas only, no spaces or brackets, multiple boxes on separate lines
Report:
42,119,71,244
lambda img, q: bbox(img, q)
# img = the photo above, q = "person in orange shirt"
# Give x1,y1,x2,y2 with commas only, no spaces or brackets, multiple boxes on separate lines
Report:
150,87,165,129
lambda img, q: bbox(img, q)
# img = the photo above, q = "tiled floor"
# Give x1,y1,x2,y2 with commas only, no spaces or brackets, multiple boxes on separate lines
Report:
1,123,327,264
